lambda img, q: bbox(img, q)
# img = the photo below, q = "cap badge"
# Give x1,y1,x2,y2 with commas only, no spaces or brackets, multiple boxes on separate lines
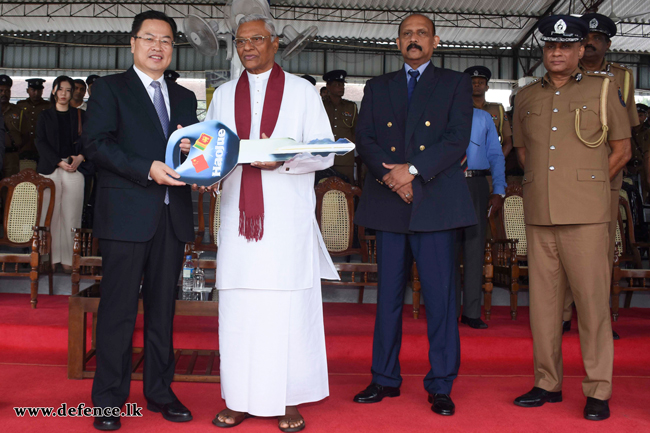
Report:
473,71,479,76
554,19,567,34
589,18,598,29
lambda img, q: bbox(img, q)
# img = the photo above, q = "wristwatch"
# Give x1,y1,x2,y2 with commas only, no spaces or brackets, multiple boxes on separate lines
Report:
407,163,419,176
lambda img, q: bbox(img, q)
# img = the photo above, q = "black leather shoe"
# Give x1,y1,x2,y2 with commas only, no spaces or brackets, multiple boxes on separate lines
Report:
147,398,193,422
562,320,571,334
93,416,121,431
428,394,455,416
460,315,488,329
514,387,563,407
584,397,610,421
353,383,400,403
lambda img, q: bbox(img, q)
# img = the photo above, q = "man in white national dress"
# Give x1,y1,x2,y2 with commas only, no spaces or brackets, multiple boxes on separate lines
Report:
205,14,339,432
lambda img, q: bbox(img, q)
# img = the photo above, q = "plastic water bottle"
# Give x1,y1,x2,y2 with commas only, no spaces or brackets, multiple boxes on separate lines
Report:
182,255,194,293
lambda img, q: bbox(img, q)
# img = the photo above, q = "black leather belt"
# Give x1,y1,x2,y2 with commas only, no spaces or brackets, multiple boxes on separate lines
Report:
464,169,490,178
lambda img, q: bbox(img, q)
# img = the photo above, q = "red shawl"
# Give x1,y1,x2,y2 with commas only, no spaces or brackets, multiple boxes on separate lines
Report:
234,63,285,242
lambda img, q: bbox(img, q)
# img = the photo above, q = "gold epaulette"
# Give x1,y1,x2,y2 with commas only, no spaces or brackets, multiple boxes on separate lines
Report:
607,62,632,73
607,62,633,100
583,70,615,78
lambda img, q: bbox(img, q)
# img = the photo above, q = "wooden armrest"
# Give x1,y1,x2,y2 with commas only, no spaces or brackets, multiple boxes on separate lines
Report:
33,226,50,232
489,238,518,245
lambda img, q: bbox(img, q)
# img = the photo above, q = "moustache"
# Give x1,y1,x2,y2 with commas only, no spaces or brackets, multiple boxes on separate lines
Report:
585,45,596,50
407,43,423,51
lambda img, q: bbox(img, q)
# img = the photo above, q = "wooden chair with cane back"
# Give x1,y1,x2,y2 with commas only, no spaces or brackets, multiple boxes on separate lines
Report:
488,181,528,320
611,195,650,321
71,228,102,295
315,176,372,303
0,169,55,308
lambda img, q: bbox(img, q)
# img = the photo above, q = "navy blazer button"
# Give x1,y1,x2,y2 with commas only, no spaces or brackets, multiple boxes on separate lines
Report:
425,121,430,127
387,122,393,127
391,147,396,152
420,145,425,151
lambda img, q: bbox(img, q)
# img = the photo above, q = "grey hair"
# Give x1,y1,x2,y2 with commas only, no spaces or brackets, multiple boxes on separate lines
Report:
237,14,277,41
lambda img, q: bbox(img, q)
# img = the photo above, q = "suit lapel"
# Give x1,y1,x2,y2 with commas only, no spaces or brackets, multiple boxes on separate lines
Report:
123,67,166,141
388,70,408,133
405,63,439,146
167,81,180,138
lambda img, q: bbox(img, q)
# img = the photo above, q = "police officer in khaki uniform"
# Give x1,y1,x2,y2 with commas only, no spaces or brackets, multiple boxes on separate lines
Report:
464,66,513,158
16,78,51,161
322,69,358,182
512,15,631,421
0,75,20,177
562,13,640,332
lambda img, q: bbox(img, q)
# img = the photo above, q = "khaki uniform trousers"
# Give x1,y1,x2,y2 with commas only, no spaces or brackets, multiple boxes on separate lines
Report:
527,223,614,400
562,189,618,321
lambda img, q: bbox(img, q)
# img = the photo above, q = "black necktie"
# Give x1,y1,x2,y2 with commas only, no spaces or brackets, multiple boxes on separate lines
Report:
407,69,420,106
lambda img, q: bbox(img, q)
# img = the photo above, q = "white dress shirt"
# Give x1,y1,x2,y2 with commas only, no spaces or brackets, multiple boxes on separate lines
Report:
133,65,170,120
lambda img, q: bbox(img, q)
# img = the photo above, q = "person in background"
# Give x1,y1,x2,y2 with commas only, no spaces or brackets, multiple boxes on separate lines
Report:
86,74,100,97
320,86,329,101
17,78,51,161
300,74,317,86
70,79,87,110
35,75,87,273
464,66,513,158
322,69,358,183
164,69,180,82
455,108,506,329
635,104,650,196
1,75,21,177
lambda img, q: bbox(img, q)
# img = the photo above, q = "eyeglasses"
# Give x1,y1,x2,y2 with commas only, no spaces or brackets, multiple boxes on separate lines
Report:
234,35,272,48
133,35,175,49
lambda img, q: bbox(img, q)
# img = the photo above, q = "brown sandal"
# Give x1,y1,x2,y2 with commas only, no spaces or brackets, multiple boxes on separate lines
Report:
278,408,305,432
212,409,250,428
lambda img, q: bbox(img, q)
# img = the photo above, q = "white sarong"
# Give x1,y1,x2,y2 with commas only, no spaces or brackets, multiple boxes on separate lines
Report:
217,249,329,416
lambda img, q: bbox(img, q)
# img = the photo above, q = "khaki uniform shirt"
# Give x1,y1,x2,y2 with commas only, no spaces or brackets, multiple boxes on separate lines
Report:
513,68,631,226
580,60,639,190
2,103,22,150
475,101,512,143
16,98,51,155
323,97,358,169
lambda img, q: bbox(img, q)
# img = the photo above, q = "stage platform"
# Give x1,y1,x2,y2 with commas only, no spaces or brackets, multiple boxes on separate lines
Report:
1,293,649,432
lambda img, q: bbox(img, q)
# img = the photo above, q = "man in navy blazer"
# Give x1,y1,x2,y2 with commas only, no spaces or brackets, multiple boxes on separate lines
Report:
83,11,198,431
353,14,475,416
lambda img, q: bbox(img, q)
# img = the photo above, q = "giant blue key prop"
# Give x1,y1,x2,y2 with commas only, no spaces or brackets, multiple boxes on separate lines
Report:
166,121,355,187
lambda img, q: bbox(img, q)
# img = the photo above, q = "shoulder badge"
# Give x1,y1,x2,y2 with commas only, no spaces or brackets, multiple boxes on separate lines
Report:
618,88,626,107
609,62,631,71
518,78,541,92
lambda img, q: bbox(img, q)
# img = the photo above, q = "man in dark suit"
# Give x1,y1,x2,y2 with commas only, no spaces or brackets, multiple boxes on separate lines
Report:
352,14,475,416
83,10,198,431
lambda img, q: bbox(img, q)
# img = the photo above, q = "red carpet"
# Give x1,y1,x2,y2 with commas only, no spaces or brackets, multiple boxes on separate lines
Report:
1,293,650,432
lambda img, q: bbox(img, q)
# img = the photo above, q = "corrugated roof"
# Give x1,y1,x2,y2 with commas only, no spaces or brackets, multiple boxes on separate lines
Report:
0,0,647,52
